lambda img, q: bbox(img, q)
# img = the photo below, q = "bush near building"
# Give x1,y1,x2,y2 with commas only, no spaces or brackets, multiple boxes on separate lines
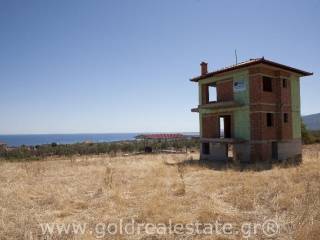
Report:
302,121,320,144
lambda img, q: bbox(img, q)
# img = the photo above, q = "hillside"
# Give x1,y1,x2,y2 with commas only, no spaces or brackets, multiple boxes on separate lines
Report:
303,113,320,130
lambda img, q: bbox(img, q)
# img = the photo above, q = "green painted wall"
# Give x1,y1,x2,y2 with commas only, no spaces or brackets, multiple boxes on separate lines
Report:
198,82,202,105
292,111,301,138
233,71,250,140
291,75,301,138
199,113,203,136
291,75,301,111
234,109,251,140
233,71,249,105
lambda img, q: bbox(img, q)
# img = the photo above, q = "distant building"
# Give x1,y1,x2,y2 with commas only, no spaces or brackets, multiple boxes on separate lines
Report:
190,58,312,162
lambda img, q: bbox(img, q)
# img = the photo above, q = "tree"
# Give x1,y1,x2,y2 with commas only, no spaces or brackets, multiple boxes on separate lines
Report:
301,120,315,144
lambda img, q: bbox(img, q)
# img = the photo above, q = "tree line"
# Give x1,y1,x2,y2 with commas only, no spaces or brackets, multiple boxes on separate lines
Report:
0,139,200,161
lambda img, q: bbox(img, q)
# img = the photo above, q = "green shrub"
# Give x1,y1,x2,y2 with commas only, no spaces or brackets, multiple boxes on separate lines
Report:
301,121,316,144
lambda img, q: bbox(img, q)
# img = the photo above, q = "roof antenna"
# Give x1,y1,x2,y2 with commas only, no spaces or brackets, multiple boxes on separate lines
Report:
235,49,238,64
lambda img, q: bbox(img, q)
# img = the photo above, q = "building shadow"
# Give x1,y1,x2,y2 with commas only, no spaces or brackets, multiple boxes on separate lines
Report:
167,157,302,172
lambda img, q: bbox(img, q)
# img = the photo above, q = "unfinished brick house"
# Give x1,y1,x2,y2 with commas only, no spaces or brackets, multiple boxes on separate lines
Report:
191,58,312,162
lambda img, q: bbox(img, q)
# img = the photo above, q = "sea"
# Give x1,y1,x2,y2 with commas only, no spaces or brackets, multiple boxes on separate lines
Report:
0,133,198,147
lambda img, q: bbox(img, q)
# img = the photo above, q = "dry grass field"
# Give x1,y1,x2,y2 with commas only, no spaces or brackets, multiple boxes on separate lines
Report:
0,145,319,240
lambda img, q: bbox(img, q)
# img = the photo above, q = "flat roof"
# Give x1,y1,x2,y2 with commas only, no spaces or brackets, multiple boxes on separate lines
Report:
190,57,313,82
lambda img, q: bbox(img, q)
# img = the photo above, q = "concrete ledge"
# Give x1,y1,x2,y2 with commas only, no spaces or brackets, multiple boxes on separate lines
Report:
200,101,242,109
200,138,246,144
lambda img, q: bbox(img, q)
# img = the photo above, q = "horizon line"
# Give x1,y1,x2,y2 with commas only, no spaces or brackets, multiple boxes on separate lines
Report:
0,131,200,136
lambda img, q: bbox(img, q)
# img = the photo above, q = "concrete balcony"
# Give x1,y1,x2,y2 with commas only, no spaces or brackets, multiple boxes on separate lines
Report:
191,101,243,112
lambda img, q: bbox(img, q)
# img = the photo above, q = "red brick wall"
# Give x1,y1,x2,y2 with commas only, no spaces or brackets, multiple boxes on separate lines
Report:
202,114,219,138
280,106,293,140
251,143,271,162
217,80,233,102
251,111,294,140
250,113,263,140
202,112,234,139
249,67,293,141
250,75,278,104
251,112,277,140
201,84,209,104
249,75,262,103
280,77,291,105
249,68,291,105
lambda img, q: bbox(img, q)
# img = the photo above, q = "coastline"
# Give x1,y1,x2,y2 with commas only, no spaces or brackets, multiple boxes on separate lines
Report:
0,132,199,147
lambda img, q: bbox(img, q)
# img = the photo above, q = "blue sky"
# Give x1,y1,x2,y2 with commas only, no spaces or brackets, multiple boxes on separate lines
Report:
0,0,319,134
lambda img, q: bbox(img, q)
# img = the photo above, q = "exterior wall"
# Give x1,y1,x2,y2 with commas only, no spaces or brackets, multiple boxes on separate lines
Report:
249,67,291,106
200,143,228,161
251,143,272,162
250,112,263,140
291,75,302,139
292,111,301,138
278,139,302,161
249,67,294,142
233,72,251,140
234,109,250,140
250,111,287,141
250,139,302,162
280,77,291,105
217,79,233,102
249,74,263,104
258,112,278,140
281,108,293,140
199,113,203,136
234,143,251,162
247,67,302,162
249,75,278,104
201,84,209,104
250,108,293,140
202,113,219,138
234,72,250,105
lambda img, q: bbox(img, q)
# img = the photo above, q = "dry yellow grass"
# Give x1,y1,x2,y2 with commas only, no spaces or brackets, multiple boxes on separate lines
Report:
0,145,319,239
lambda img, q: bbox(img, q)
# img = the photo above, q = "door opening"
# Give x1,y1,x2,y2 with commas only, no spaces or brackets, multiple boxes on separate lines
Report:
272,142,278,160
219,115,231,138
202,142,210,155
